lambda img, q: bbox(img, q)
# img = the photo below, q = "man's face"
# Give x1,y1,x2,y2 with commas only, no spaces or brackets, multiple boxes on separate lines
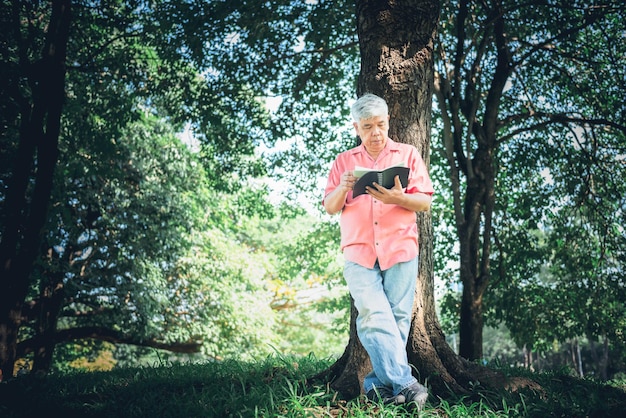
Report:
353,114,390,156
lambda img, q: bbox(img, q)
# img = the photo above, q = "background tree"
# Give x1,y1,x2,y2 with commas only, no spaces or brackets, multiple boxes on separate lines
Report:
0,0,72,381
0,0,270,378
433,0,626,360
21,116,281,372
23,116,206,372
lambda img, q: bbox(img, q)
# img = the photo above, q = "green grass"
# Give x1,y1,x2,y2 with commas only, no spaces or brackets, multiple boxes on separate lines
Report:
1,354,625,417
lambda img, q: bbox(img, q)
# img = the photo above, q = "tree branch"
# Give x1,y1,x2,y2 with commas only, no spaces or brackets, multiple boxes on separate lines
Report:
17,326,202,356
513,4,606,67
498,111,626,143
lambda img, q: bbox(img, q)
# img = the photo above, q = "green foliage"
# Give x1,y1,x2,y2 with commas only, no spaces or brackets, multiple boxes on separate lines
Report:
167,225,279,360
35,114,295,367
438,289,461,337
487,119,626,355
2,0,356,373
229,212,349,358
28,104,349,368
275,221,342,285
45,116,206,337
57,341,117,373
200,0,360,192
271,220,349,356
57,0,269,192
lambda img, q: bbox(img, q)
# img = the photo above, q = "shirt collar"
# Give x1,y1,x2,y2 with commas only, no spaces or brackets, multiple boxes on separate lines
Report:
349,138,400,157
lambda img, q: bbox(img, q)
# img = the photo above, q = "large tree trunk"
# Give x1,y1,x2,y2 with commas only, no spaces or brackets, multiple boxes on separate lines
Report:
319,0,523,398
0,0,71,381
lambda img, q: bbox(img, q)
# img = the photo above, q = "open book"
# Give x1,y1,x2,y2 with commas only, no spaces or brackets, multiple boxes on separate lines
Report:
352,163,409,197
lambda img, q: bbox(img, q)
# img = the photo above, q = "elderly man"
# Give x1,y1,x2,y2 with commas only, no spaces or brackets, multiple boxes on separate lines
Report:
322,93,434,408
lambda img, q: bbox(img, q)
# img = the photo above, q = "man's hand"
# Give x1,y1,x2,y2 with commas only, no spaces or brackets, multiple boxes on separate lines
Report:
323,170,356,215
366,175,432,212
340,170,357,192
366,175,405,205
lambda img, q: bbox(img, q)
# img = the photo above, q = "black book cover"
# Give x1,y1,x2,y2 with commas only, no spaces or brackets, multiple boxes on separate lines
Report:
352,166,409,197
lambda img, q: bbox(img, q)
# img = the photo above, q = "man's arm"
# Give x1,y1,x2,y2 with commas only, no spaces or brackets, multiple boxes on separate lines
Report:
323,170,356,215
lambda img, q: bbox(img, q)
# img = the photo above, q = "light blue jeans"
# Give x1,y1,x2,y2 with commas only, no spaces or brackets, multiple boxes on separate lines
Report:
344,257,419,396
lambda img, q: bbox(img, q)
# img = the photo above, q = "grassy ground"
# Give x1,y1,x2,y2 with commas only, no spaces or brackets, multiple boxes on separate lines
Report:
1,354,625,417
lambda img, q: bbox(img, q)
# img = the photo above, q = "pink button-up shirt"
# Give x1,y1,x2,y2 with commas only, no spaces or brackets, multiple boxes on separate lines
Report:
323,139,434,270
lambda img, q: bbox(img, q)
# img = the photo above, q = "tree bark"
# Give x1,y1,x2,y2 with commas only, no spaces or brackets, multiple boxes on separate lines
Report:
0,0,71,381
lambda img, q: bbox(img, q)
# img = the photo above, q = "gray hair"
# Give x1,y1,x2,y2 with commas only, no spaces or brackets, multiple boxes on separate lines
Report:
351,93,389,122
